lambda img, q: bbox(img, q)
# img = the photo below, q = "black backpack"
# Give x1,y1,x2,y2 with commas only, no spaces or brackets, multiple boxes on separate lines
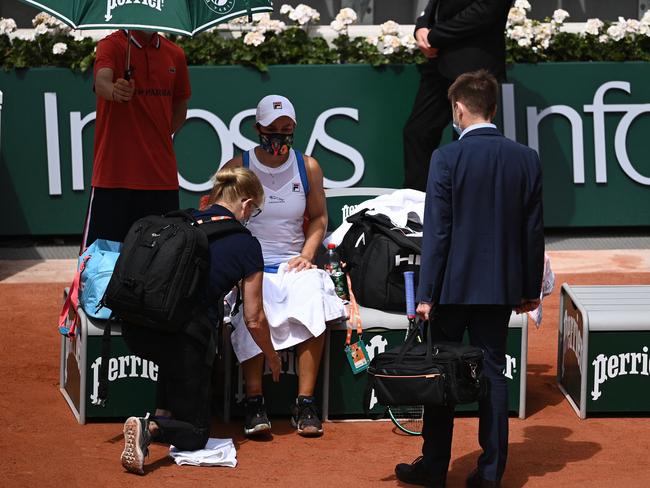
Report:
104,209,248,332
338,210,422,312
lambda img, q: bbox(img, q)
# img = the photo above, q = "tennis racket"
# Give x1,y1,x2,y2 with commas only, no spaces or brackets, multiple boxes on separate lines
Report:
388,271,424,435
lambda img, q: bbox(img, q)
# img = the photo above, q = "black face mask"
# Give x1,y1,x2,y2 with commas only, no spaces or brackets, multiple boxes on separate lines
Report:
259,131,294,156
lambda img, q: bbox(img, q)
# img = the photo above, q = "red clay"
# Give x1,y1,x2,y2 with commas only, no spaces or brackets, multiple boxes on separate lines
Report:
1,273,650,487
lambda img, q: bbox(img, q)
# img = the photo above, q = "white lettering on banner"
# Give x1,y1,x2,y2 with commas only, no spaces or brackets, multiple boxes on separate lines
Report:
591,346,650,401
365,335,389,410
527,80,650,186
44,93,62,195
89,355,158,404
70,110,96,191
105,0,164,22
341,204,360,221
503,354,517,380
305,108,366,188
562,309,583,376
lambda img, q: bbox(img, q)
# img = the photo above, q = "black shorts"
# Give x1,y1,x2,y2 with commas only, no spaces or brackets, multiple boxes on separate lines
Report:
81,187,179,249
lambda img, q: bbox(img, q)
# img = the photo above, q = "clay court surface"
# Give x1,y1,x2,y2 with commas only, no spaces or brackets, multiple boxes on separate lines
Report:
1,250,649,487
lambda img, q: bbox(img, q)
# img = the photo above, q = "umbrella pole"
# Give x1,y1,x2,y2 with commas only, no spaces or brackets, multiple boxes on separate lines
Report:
124,29,132,80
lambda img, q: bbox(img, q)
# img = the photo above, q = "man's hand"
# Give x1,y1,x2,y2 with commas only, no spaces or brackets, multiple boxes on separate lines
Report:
266,351,282,382
416,301,433,321
112,78,135,102
415,28,439,58
514,298,541,314
287,255,316,272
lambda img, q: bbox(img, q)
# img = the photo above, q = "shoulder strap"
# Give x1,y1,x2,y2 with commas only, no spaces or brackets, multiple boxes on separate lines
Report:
364,214,421,253
242,150,250,168
198,216,250,239
294,150,310,196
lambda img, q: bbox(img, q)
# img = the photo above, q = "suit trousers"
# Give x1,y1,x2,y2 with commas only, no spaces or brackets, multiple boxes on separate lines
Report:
403,60,453,192
122,324,213,451
421,304,512,482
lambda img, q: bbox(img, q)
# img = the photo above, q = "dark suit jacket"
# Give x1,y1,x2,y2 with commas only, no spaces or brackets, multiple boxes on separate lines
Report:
416,126,544,306
415,0,512,80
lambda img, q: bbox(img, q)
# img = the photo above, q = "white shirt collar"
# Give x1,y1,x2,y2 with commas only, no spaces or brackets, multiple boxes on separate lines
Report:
459,122,497,139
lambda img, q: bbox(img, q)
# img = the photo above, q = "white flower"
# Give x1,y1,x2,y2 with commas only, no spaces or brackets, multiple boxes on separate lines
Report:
534,23,553,49
552,9,569,24
380,20,400,36
642,11,650,26
378,34,402,55
584,18,604,36
288,4,320,25
400,34,417,52
255,18,286,34
367,35,378,46
228,15,249,26
625,19,642,34
34,23,49,36
0,17,17,35
52,42,67,55
336,8,357,25
507,7,527,27
514,0,531,11
33,12,69,32
508,20,534,45
606,21,626,42
598,34,609,44
330,19,346,32
280,4,294,15
243,30,265,46
517,36,531,47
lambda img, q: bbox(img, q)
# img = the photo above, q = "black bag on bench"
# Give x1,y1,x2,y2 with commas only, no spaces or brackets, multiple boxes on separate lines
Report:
367,321,486,408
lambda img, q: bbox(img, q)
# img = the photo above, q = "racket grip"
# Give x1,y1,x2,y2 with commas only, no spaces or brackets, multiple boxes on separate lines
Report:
404,271,415,318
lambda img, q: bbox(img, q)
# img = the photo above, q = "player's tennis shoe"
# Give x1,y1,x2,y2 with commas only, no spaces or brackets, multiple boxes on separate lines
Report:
290,395,323,437
243,395,272,436
121,415,151,475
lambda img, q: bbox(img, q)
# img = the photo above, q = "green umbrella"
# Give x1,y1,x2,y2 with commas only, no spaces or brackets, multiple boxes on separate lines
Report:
17,0,273,36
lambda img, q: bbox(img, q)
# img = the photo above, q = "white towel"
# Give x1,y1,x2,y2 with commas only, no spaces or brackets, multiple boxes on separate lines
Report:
324,189,426,247
229,263,347,362
169,438,237,467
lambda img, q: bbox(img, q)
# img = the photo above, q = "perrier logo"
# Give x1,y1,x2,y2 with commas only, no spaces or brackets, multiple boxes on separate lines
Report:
204,0,236,15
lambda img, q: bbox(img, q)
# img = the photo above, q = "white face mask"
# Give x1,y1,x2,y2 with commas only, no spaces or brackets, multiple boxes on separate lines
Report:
452,105,463,136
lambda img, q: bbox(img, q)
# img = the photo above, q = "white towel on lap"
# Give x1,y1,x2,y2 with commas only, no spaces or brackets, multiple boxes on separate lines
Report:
169,438,237,467
229,263,347,362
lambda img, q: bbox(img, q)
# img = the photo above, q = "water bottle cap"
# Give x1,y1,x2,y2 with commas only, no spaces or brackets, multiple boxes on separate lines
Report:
327,243,336,249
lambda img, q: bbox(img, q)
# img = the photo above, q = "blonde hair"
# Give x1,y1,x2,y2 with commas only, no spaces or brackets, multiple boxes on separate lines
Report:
206,167,264,208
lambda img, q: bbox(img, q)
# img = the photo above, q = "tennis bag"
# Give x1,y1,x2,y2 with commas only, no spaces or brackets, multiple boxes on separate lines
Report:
338,210,422,312
367,323,486,407
104,210,248,332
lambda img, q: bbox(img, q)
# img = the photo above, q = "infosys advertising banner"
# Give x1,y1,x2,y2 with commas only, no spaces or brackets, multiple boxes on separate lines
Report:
1,62,649,235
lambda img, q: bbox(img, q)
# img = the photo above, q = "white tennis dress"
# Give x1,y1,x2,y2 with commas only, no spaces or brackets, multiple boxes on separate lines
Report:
229,148,347,362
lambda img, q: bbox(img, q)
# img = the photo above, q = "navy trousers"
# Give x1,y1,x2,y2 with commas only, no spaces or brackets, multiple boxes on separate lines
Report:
421,305,512,482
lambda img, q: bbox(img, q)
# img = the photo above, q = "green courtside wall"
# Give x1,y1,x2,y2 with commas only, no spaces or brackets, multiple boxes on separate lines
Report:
1,62,649,236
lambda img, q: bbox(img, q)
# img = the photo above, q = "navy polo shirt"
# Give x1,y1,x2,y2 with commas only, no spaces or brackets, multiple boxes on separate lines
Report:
193,204,263,301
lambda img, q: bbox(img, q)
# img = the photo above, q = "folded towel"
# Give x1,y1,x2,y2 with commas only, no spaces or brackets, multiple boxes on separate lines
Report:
169,438,237,467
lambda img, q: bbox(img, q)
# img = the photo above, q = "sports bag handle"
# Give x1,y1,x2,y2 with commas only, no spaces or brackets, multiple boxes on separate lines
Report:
164,209,199,222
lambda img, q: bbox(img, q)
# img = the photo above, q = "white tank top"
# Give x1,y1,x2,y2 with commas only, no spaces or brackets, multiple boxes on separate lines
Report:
245,148,307,267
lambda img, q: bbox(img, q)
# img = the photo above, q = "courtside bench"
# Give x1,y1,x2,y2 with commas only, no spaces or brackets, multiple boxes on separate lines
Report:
322,306,529,420
557,284,650,419
60,289,157,424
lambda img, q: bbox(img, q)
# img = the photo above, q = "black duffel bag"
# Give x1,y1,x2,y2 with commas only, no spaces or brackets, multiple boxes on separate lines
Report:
338,210,422,312
367,322,486,408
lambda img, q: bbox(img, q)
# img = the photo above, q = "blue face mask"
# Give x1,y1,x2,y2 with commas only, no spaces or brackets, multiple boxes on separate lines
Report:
452,120,463,136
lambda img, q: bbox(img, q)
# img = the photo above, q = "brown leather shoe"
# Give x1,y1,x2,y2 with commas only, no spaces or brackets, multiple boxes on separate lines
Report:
466,469,500,488
395,456,446,487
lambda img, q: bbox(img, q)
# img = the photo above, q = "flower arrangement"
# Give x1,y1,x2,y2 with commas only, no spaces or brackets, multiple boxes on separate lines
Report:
1,3,649,72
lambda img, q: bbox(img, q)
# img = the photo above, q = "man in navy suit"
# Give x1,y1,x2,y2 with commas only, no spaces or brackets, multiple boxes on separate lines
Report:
395,70,544,488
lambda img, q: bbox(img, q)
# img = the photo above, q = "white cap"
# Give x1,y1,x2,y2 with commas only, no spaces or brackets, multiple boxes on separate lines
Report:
255,95,297,127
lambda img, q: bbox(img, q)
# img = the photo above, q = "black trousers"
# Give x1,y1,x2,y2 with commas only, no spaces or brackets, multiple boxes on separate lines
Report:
122,325,212,451
422,305,512,483
403,61,454,192
82,187,179,249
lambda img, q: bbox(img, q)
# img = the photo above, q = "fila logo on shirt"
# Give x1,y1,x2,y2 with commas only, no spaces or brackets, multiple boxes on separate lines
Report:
105,0,164,22
292,183,300,192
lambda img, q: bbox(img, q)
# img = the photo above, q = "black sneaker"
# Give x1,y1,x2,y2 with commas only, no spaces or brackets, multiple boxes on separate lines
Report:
290,395,323,437
121,415,152,475
244,395,271,436
395,456,446,487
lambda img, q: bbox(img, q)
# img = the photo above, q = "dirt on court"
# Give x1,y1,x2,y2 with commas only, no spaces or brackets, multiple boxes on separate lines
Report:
1,269,650,488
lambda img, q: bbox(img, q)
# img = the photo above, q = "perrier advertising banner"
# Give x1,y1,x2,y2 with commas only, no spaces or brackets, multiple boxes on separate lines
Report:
1,62,649,236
